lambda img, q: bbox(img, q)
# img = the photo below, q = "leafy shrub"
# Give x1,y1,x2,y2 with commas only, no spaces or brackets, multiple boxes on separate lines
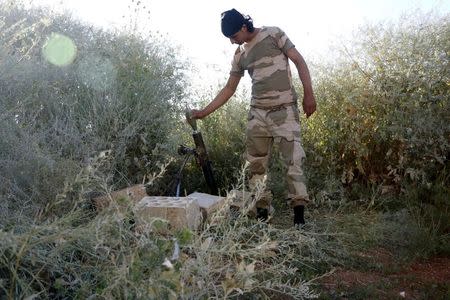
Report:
0,3,189,221
303,12,449,191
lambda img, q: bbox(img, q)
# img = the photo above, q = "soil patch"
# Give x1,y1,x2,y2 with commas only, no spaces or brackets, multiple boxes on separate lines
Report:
319,252,450,299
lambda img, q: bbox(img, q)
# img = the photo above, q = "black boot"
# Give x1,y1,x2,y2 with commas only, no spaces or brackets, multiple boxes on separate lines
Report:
256,207,269,222
293,205,305,226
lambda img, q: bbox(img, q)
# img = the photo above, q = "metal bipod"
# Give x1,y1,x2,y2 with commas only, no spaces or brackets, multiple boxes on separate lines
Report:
174,145,196,197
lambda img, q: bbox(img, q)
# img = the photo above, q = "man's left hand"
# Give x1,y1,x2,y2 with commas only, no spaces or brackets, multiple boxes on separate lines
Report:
303,94,316,118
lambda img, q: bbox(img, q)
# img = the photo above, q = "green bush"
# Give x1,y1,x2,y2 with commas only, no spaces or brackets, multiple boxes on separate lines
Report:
303,13,449,192
299,12,449,238
0,3,189,222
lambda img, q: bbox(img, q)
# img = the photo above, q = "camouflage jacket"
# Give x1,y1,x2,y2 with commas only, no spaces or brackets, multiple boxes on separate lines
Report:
230,26,298,108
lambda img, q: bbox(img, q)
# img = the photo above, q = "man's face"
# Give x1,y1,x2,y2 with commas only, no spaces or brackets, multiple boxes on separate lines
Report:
229,26,245,45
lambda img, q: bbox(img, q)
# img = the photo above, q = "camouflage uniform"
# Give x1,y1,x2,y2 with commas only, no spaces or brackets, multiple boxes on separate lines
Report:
230,26,309,208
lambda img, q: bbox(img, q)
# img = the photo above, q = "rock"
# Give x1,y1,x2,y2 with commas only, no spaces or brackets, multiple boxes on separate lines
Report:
187,192,226,220
134,196,201,231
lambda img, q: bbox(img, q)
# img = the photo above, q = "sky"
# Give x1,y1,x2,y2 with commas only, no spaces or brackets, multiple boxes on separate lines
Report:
27,0,450,89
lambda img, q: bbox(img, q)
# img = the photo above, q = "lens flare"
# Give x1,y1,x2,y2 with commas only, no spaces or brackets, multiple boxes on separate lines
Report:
42,33,77,66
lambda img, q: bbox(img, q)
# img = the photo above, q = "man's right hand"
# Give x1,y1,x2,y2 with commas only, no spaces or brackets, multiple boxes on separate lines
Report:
189,75,240,121
190,109,205,119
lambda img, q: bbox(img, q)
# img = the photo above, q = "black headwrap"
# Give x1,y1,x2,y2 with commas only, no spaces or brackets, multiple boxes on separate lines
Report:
221,8,246,37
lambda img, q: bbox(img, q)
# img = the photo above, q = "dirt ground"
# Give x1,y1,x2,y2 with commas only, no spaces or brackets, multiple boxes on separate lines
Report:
318,249,450,299
271,207,449,299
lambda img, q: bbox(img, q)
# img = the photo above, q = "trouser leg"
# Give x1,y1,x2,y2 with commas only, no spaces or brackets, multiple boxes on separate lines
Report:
278,136,309,207
246,135,273,209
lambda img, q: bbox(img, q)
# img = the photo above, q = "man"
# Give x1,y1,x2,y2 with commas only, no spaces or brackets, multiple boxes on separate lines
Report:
191,8,316,226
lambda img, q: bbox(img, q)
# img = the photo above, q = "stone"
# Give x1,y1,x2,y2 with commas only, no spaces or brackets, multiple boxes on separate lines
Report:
93,184,147,211
134,196,201,230
187,192,226,219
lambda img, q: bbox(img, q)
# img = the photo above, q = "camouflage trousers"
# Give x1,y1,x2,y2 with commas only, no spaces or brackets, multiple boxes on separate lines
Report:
246,104,309,208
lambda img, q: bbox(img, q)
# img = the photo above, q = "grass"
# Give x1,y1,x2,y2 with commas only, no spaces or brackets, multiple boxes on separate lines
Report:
0,192,339,299
301,202,449,299
1,179,448,299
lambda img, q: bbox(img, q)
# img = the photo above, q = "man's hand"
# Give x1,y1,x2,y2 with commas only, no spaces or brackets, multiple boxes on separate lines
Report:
190,109,205,119
286,48,316,118
302,94,316,118
189,75,240,121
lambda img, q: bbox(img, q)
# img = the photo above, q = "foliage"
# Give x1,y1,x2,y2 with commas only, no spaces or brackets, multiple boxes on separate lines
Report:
0,3,188,223
303,13,449,188
307,13,449,239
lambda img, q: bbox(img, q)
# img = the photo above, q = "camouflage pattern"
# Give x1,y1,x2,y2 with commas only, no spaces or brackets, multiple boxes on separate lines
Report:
229,26,309,208
230,26,298,108
246,105,309,208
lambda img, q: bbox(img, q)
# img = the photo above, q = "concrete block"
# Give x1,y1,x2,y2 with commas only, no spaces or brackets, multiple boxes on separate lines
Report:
134,196,201,230
93,184,148,211
187,192,226,219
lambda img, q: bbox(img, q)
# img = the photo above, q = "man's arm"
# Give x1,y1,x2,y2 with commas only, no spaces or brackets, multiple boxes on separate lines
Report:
286,47,316,117
191,74,241,119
